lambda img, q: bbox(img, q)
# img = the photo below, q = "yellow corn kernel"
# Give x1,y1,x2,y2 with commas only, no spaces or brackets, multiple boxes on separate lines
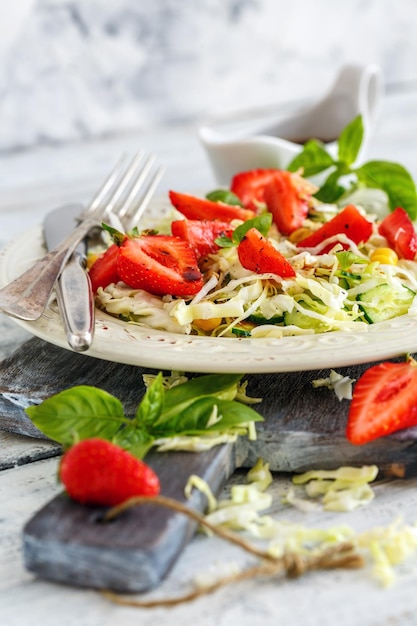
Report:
289,227,312,244
370,247,398,266
193,317,222,332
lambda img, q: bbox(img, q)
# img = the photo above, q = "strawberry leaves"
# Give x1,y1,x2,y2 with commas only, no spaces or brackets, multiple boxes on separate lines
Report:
25,373,263,458
287,115,417,220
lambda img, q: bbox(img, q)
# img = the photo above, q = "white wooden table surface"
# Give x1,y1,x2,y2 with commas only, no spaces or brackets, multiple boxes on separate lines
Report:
2,91,417,626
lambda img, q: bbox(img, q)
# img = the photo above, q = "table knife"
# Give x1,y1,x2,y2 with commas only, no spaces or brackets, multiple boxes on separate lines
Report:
43,204,94,352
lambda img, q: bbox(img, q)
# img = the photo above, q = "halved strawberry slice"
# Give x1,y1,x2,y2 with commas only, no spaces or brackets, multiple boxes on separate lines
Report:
237,227,296,277
378,207,417,260
117,234,204,297
346,359,417,445
263,170,309,235
230,169,279,211
297,204,373,251
88,243,120,293
169,190,255,222
171,219,233,258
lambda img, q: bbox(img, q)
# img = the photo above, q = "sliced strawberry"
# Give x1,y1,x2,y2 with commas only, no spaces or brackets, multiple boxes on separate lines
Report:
297,204,373,251
378,207,417,260
60,438,160,506
88,243,120,293
346,360,417,445
230,169,279,210
169,190,255,222
171,219,233,258
237,227,296,277
117,234,203,297
263,170,309,235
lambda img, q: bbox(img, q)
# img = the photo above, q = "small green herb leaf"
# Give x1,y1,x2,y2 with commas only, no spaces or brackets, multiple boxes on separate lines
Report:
337,115,364,166
135,372,164,426
215,235,236,248
112,425,154,459
215,213,273,248
160,374,242,423
206,189,243,206
355,161,417,220
152,396,222,435
25,386,127,447
205,398,264,429
314,168,348,203
287,139,335,176
232,213,273,242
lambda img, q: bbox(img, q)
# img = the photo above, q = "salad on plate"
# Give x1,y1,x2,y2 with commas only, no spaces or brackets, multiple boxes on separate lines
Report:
88,116,417,340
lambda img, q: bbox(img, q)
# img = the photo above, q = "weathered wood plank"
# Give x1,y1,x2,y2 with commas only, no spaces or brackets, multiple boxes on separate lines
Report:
23,443,235,592
1,337,417,473
0,431,59,470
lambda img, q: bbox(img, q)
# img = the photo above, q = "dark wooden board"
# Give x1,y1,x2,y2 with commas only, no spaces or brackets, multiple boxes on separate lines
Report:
23,444,235,592
2,337,417,473
2,337,417,591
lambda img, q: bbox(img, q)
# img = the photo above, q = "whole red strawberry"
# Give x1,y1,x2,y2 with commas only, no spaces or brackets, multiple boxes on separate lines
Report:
60,438,160,506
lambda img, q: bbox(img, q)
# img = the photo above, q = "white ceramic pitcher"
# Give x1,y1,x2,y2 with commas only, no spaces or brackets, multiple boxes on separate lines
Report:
199,64,383,185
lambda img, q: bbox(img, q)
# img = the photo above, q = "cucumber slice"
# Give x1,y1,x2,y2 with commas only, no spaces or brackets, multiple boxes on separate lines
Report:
357,283,416,324
283,309,328,332
247,313,285,325
231,321,257,337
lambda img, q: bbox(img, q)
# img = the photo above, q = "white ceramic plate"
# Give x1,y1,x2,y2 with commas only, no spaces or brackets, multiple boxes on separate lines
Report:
2,203,417,373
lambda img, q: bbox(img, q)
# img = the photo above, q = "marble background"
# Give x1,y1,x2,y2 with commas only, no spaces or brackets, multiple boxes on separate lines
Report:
0,0,417,152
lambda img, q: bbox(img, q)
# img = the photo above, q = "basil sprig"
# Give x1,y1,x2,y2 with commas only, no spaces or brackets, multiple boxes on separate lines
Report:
215,213,273,248
287,115,417,220
25,373,263,459
206,189,243,206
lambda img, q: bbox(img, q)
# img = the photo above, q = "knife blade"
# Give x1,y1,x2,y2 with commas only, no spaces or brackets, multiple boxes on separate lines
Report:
43,204,94,352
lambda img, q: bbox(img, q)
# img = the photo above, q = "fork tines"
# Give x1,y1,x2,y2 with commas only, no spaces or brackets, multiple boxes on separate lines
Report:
86,152,165,232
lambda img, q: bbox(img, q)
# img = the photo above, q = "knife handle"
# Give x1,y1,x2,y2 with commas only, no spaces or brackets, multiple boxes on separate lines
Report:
56,254,94,352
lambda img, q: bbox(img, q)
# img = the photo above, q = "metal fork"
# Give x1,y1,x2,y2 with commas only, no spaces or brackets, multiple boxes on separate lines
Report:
0,153,164,323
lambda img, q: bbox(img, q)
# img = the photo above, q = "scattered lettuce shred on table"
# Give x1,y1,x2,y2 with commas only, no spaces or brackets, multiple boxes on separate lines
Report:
189,459,417,587
312,369,356,400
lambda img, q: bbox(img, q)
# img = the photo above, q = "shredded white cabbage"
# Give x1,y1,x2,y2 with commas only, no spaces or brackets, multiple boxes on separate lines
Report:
186,460,417,587
312,369,356,400
94,190,417,338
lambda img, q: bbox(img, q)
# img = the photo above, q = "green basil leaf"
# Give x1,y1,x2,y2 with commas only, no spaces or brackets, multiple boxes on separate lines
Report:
25,386,127,446
152,396,263,437
355,161,417,220
135,372,164,426
159,374,243,424
151,396,221,435
215,235,235,248
232,213,273,243
206,189,243,206
215,214,273,248
113,425,154,459
205,398,264,430
337,115,364,166
287,139,335,176
314,169,348,203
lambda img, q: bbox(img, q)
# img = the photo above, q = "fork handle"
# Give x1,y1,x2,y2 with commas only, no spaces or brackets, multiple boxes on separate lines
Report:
0,218,96,321
56,252,95,352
